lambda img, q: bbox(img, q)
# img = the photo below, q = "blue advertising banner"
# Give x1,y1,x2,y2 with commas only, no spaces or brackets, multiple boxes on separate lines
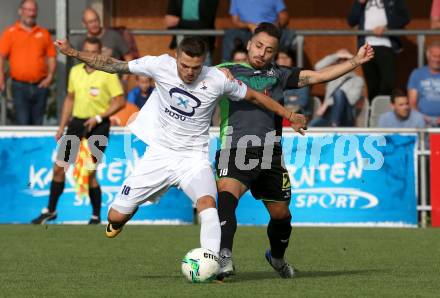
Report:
0,132,194,224
0,131,418,226
230,133,418,227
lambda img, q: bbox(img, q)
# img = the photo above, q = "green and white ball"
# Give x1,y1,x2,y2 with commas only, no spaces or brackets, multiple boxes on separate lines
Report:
181,248,220,283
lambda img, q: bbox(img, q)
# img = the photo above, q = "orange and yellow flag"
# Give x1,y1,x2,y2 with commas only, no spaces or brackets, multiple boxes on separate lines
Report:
73,138,94,199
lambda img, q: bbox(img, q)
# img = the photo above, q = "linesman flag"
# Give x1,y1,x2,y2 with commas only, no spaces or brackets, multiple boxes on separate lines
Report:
73,138,95,198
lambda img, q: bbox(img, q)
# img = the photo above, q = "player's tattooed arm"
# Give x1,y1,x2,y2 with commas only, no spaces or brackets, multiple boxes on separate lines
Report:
54,39,131,74
297,73,313,88
74,52,130,74
296,43,374,87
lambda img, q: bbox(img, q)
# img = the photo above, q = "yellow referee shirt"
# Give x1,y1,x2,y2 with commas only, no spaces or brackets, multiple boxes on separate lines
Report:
68,63,123,119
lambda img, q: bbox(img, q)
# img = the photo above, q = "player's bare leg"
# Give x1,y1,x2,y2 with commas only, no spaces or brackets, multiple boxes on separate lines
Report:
195,195,221,255
263,201,295,278
216,178,248,279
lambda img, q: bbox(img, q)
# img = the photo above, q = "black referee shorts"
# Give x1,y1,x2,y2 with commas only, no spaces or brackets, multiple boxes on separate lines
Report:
215,146,291,202
56,117,110,164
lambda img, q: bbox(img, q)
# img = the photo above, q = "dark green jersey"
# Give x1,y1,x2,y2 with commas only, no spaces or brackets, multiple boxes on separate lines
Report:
218,62,301,149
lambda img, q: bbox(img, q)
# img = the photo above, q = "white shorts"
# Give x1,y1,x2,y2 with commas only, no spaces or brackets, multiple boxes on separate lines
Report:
111,145,217,214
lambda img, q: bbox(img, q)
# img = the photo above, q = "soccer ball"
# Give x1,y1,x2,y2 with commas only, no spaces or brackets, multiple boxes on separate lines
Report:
181,248,220,283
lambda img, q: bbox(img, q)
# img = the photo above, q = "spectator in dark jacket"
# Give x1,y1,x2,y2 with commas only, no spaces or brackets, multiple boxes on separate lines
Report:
165,0,219,66
347,0,410,101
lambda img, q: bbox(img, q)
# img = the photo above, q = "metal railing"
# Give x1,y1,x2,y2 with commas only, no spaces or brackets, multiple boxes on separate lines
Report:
68,28,439,68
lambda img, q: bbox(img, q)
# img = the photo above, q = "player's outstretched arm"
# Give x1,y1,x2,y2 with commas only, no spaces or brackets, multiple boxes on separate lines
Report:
54,39,130,74
297,43,374,88
244,88,307,135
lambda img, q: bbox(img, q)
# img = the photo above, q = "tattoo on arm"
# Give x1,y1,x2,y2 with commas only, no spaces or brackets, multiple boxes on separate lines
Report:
73,49,130,74
298,75,311,87
349,58,360,67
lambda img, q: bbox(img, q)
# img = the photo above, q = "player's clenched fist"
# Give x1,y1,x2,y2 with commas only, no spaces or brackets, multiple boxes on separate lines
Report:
353,43,375,65
289,112,307,135
54,39,76,57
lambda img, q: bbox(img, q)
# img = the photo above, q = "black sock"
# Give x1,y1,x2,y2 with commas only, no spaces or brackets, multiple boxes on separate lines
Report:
47,181,65,213
267,215,292,259
110,223,123,229
109,207,138,229
217,191,239,251
89,187,102,218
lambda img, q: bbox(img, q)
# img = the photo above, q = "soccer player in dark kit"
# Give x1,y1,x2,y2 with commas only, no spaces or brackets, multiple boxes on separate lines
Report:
215,22,374,279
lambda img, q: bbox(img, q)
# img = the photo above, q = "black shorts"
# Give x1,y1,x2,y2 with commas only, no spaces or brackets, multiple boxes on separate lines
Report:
215,146,291,202
57,117,111,164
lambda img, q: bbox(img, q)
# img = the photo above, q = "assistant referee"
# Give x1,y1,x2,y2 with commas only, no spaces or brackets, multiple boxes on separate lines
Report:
32,37,125,225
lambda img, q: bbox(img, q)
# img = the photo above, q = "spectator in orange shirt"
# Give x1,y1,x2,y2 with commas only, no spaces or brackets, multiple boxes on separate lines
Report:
0,0,56,125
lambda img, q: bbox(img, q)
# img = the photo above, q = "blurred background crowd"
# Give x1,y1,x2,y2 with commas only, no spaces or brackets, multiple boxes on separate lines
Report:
0,0,439,129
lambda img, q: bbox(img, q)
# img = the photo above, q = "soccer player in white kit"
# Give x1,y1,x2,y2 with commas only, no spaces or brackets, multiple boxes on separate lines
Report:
54,37,307,255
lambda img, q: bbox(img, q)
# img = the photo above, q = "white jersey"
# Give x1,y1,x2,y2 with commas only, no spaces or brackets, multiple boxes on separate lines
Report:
128,54,247,153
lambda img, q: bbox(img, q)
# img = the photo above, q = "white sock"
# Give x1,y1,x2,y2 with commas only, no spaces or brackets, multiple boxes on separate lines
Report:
199,208,221,255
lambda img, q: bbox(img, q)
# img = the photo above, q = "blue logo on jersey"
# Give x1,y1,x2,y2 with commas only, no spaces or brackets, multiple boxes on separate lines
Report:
177,97,189,109
169,88,201,117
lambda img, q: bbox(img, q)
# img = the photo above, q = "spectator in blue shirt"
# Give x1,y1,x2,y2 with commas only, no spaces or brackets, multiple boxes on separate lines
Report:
378,89,425,128
221,0,294,62
408,41,440,127
127,76,154,109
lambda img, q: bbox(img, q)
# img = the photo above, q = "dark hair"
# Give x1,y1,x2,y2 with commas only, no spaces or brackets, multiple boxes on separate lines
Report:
177,36,208,57
230,45,247,60
83,36,102,50
391,89,407,104
252,22,281,41
275,48,295,62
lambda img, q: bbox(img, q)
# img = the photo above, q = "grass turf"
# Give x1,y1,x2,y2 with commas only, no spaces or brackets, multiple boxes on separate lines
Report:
0,225,439,297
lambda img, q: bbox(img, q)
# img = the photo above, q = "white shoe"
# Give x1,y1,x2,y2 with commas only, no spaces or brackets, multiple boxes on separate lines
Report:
216,248,235,280
265,249,295,278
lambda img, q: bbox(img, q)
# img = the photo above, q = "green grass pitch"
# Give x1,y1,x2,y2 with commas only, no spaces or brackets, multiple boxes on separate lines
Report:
1,225,439,297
